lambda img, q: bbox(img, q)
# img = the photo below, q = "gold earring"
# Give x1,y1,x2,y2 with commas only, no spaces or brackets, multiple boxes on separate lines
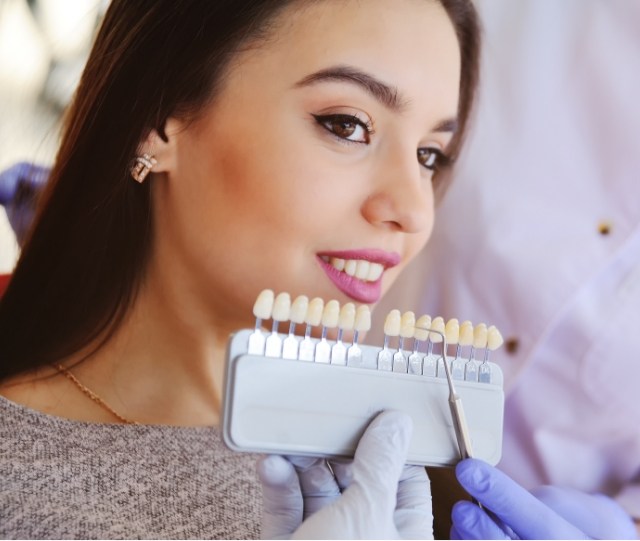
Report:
131,153,157,183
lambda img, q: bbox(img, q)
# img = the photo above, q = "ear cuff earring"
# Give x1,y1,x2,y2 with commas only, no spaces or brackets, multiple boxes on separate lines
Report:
131,153,157,183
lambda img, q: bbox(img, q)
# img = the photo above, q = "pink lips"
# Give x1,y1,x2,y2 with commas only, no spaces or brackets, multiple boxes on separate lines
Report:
316,249,401,304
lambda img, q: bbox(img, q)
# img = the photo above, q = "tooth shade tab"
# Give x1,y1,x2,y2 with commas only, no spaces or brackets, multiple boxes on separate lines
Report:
306,297,324,326
354,305,371,332
339,303,356,330
414,315,432,341
473,323,488,348
271,293,291,322
400,311,416,339
322,300,340,328
289,295,309,324
487,325,504,350
429,316,445,342
459,320,474,346
253,289,274,320
383,310,402,336
445,318,460,344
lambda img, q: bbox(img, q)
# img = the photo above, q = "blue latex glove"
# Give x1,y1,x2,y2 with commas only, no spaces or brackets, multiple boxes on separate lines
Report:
0,161,50,246
452,458,637,540
257,410,434,539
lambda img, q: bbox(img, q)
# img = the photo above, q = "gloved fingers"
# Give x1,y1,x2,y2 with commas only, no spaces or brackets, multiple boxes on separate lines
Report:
286,455,341,518
394,465,434,539
256,455,303,540
349,410,413,509
531,486,637,540
456,459,586,540
326,459,353,491
450,524,463,540
451,501,513,540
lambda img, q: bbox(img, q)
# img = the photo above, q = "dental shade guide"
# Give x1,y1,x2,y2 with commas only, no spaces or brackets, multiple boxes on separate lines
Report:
378,309,400,371
429,316,446,379
248,289,273,355
393,311,415,373
299,297,323,361
315,300,340,363
446,318,464,380
225,290,505,467
460,320,477,382
331,303,355,365
282,295,308,359
346,305,370,367
265,292,290,358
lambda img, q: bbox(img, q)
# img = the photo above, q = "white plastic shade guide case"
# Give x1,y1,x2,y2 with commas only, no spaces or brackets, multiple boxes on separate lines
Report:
222,329,504,466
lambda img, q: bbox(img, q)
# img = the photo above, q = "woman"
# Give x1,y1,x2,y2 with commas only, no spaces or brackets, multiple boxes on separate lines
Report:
0,0,480,538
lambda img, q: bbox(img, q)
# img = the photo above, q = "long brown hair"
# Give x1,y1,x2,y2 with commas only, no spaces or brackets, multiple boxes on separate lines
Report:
0,0,480,380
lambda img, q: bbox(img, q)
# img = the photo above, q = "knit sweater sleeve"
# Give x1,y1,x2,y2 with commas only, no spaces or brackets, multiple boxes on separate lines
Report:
0,396,262,539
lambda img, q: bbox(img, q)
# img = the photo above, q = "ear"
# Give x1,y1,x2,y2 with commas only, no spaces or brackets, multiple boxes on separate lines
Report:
136,118,183,175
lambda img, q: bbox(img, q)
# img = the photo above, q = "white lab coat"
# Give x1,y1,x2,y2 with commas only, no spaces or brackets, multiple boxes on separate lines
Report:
372,0,640,517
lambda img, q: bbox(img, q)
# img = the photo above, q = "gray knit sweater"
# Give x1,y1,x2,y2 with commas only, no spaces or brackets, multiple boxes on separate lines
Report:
0,396,262,539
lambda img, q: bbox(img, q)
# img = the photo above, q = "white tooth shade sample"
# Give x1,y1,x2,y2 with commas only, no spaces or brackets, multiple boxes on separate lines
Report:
253,289,274,320
473,323,488,348
414,315,432,341
383,309,402,336
445,318,460,344
271,292,291,322
338,303,356,330
289,295,309,324
400,311,416,338
429,316,445,342
322,300,340,328
487,325,504,350
354,305,371,332
305,297,324,326
459,320,474,346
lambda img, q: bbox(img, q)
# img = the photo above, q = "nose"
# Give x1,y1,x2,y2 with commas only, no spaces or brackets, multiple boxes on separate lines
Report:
361,145,434,234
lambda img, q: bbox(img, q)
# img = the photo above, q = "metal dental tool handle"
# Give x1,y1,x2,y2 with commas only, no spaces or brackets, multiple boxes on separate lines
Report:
415,326,474,460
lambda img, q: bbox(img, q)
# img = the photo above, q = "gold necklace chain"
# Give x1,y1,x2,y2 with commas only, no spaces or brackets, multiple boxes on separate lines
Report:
53,364,139,425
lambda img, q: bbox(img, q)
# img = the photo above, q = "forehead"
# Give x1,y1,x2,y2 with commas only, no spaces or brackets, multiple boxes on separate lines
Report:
229,0,461,113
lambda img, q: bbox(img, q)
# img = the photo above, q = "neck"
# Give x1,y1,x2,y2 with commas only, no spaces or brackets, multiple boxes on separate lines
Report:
63,272,239,427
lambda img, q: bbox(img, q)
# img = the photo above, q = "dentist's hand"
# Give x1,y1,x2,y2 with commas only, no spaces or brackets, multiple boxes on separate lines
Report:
451,458,636,540
0,162,50,245
257,410,434,540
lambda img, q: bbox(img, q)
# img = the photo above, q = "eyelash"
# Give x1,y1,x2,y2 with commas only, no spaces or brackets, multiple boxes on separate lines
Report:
312,113,450,172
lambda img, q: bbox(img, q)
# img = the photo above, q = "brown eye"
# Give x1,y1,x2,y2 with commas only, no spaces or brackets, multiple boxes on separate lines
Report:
332,119,357,138
417,147,446,171
313,113,372,144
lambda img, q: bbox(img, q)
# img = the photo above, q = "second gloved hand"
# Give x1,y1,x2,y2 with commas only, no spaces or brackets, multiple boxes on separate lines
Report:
451,458,636,540
257,410,434,540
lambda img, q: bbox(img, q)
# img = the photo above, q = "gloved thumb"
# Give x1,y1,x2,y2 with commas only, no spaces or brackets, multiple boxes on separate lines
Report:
335,410,414,537
257,454,303,539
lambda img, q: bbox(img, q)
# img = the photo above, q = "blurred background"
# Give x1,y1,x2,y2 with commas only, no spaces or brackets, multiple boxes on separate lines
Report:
0,0,107,272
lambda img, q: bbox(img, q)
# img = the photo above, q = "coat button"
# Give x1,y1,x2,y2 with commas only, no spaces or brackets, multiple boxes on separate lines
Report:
598,221,612,236
505,337,519,355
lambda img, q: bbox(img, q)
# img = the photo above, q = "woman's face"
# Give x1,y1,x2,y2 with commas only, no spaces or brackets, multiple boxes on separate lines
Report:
153,0,461,329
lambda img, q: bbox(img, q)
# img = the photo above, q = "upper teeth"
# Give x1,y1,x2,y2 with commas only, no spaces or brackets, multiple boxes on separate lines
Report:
321,256,384,282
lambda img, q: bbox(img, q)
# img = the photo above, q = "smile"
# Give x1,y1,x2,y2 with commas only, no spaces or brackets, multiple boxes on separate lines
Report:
320,256,384,282
317,250,401,304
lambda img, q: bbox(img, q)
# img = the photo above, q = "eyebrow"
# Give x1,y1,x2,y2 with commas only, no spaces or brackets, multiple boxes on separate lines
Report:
294,64,458,133
294,65,407,111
